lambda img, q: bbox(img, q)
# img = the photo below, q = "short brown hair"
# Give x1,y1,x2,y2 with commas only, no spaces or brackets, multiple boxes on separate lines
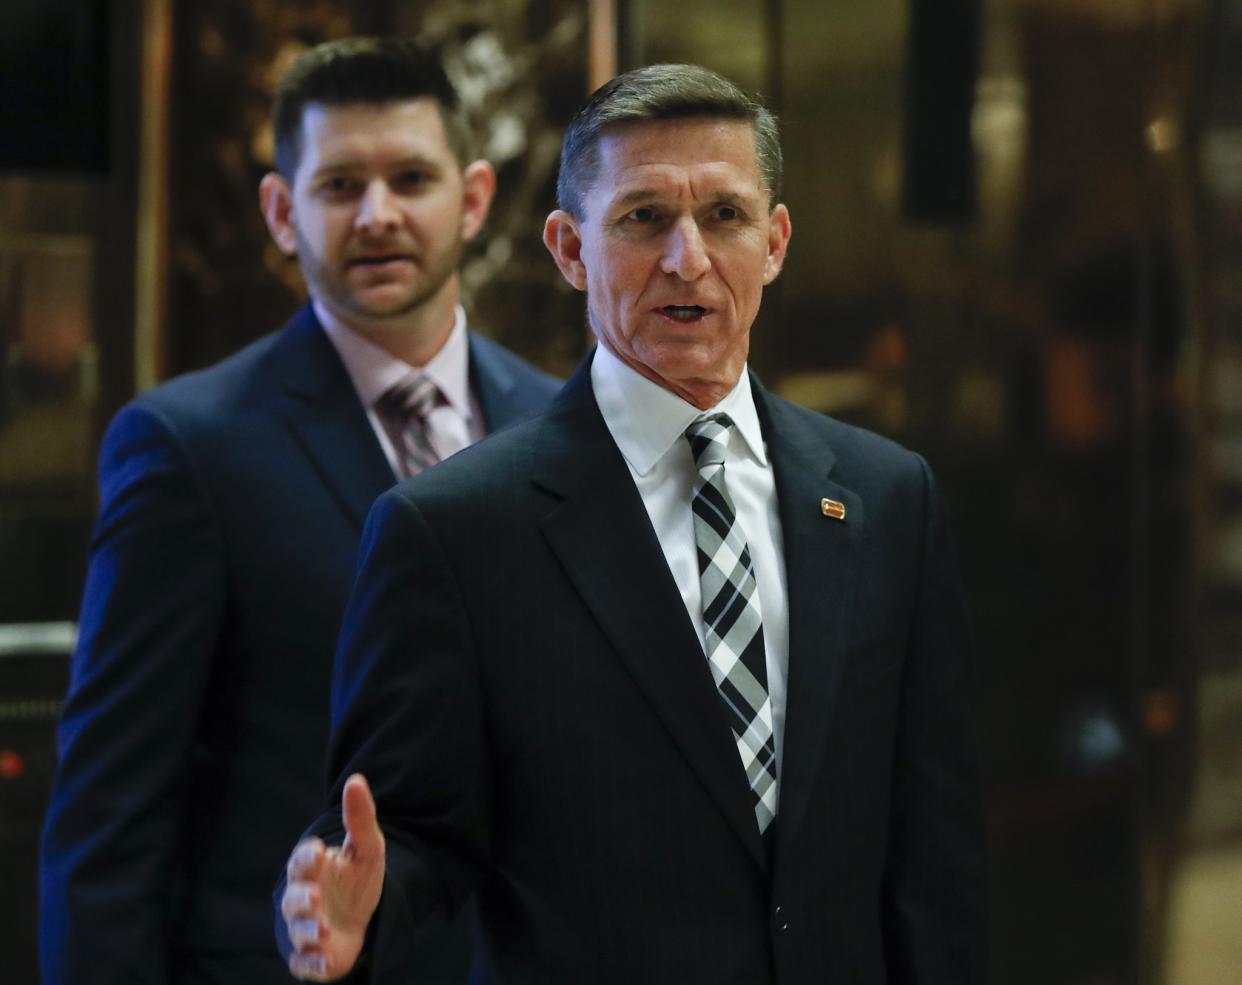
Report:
272,36,473,179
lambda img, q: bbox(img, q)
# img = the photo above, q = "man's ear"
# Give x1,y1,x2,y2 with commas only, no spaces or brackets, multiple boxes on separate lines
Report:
763,203,792,285
543,210,587,292
259,172,298,256
460,160,497,242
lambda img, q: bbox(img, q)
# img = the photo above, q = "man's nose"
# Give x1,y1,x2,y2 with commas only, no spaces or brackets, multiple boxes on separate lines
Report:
660,216,711,281
355,180,400,231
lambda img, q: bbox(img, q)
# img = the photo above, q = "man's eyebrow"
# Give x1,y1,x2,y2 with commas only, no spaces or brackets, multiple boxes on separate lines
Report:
609,187,664,209
607,186,756,210
311,155,440,179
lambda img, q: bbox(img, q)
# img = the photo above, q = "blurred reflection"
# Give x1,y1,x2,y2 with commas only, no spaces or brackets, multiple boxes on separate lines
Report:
0,179,97,624
618,1,1202,982
2,245,95,478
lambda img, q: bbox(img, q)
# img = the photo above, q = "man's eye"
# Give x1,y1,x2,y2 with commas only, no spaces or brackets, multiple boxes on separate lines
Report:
394,171,428,189
627,207,657,223
715,205,740,221
322,177,359,195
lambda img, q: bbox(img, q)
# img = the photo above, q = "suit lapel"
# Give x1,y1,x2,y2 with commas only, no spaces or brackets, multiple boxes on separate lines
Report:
468,331,524,430
276,305,396,530
533,360,769,872
752,382,865,864
277,315,544,530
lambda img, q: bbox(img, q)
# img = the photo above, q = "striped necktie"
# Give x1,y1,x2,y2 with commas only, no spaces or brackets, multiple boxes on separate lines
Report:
685,412,778,835
376,374,442,479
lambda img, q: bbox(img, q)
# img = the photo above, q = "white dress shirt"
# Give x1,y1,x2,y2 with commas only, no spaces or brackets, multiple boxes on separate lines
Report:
317,301,485,477
590,343,790,772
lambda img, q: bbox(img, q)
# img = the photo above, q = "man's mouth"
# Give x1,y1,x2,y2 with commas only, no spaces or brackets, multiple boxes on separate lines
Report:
660,304,707,322
349,254,412,268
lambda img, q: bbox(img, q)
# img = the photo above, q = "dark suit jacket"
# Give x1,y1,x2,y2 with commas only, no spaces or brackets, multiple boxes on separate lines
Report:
39,304,560,985
294,353,984,984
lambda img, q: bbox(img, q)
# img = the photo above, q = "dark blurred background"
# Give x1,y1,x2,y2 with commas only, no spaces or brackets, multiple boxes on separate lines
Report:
2,1,1240,983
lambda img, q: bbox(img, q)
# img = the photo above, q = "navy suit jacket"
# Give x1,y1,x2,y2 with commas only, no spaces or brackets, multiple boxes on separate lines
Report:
292,353,984,984
40,304,560,985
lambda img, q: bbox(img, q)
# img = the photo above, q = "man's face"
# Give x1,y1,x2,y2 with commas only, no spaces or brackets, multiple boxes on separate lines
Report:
262,99,492,327
544,117,791,407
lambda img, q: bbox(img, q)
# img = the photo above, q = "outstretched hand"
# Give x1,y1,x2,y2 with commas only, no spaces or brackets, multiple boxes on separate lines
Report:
281,774,386,981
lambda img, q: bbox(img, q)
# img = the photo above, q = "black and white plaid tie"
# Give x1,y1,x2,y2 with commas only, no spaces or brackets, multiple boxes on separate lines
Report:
685,413,778,835
376,374,442,479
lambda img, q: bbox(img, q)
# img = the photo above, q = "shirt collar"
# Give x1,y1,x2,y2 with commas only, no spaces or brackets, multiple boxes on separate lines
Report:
590,341,768,477
317,301,474,420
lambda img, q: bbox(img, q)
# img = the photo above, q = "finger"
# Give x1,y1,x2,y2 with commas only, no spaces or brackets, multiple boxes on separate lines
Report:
288,917,324,951
289,950,328,982
341,773,384,861
287,838,325,882
281,880,319,922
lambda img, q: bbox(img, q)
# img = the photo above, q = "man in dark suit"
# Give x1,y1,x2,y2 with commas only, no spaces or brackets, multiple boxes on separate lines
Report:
278,63,983,984
39,37,559,985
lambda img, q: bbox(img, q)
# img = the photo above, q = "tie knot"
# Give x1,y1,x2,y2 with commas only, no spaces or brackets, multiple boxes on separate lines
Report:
378,374,442,423
684,413,734,470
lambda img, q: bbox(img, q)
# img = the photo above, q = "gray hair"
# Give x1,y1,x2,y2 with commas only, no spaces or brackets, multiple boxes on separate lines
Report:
556,63,782,218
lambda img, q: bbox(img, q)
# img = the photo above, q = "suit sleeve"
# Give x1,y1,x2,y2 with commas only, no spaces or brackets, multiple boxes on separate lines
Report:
274,486,492,980
40,401,226,985
880,456,986,984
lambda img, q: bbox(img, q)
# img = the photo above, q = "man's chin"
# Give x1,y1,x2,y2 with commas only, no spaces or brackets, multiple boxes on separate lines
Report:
617,359,736,409
344,289,426,322
640,348,741,387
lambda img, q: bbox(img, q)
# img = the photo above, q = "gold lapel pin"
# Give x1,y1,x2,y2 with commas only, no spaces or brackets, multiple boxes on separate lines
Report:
821,498,846,521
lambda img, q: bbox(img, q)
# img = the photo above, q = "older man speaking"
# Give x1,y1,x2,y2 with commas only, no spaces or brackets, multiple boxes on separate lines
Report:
278,63,984,985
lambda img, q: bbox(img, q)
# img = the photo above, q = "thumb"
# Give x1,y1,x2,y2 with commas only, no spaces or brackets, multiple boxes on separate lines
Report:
341,773,384,862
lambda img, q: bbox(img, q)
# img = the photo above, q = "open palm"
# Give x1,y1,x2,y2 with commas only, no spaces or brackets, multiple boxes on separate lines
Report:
281,774,386,981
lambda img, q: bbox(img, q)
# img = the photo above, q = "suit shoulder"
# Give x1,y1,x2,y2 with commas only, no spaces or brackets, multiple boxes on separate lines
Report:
468,331,562,396
135,330,285,422
388,411,545,513
98,327,294,480
768,391,925,472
